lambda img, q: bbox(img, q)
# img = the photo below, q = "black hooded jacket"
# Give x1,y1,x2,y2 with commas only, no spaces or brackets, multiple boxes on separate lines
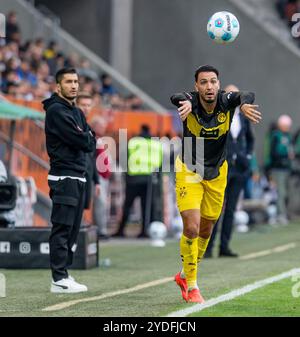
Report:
43,93,96,177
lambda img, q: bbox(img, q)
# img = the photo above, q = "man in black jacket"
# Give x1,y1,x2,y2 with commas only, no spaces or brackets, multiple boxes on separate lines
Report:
43,68,96,293
205,84,255,258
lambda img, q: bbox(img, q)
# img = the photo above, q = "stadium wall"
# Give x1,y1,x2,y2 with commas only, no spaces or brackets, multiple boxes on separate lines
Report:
131,0,300,164
33,0,112,62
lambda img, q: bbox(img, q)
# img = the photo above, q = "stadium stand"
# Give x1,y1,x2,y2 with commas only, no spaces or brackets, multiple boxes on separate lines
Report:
0,2,175,232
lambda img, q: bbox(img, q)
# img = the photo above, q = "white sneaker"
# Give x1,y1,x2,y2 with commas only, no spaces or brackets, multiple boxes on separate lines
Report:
67,275,75,281
51,278,88,293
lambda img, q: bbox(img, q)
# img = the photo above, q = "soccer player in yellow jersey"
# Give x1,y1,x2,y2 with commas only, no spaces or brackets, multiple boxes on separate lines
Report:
170,65,262,303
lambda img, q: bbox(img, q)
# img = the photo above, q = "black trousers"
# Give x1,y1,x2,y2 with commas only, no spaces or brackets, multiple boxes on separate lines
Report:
48,178,86,282
118,179,152,235
207,174,245,253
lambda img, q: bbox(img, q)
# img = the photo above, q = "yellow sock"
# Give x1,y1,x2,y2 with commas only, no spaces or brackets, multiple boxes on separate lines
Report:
197,236,210,264
180,234,198,290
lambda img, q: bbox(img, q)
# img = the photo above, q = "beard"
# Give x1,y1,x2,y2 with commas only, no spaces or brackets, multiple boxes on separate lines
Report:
60,88,77,101
202,95,216,104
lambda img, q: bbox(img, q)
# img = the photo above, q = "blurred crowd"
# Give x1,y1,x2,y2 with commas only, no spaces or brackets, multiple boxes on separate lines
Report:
1,11,144,110
238,113,300,232
275,0,300,46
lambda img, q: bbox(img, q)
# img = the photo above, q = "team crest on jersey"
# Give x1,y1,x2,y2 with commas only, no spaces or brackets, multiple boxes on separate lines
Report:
179,187,187,198
217,112,227,123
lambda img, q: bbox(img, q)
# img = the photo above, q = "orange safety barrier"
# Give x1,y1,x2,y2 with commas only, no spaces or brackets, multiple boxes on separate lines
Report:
0,97,175,226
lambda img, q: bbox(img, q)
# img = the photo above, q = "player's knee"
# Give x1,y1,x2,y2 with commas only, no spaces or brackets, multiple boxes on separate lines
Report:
200,218,217,238
183,224,199,239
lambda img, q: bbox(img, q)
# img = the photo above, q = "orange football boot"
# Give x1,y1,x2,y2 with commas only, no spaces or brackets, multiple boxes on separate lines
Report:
174,272,188,301
187,288,205,303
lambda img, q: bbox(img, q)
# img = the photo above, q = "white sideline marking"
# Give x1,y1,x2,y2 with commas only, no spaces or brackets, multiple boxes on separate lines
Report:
42,277,173,312
42,243,298,312
239,243,297,260
167,268,300,317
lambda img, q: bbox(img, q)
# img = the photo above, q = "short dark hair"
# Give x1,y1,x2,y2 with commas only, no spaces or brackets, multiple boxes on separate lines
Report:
77,92,92,101
194,65,219,82
55,67,77,84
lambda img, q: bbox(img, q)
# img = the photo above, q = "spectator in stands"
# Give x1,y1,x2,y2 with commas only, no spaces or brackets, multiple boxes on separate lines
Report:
43,40,59,60
5,11,21,45
275,0,300,47
269,114,294,225
0,14,145,109
99,73,124,109
124,94,144,110
276,0,289,19
100,73,118,96
16,59,37,86
76,92,101,214
77,59,98,82
264,121,278,176
205,84,255,258
284,0,300,27
1,70,19,93
292,126,300,172
90,116,112,240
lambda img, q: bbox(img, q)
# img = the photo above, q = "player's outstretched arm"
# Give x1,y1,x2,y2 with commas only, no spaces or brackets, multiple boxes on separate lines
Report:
240,103,262,124
224,91,262,124
170,92,193,121
177,101,192,121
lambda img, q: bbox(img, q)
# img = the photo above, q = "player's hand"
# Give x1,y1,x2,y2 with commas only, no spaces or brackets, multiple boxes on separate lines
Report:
240,104,262,124
95,184,101,197
178,100,192,121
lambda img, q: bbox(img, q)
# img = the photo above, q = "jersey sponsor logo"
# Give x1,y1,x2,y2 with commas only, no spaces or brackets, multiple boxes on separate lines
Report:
200,129,219,138
217,113,227,123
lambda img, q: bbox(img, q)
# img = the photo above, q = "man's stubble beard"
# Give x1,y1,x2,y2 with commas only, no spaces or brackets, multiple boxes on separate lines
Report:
60,88,77,101
201,95,217,104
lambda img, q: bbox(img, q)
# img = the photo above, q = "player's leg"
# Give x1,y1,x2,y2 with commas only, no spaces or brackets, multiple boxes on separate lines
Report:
198,217,215,263
180,209,201,284
199,161,228,263
174,157,203,301
203,213,220,257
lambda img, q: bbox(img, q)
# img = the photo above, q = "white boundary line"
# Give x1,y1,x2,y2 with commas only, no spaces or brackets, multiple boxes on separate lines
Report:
167,268,300,317
239,242,297,260
42,277,173,312
41,242,298,312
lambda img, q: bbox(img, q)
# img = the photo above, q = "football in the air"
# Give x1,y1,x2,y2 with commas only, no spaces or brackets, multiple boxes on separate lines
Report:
207,11,240,44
